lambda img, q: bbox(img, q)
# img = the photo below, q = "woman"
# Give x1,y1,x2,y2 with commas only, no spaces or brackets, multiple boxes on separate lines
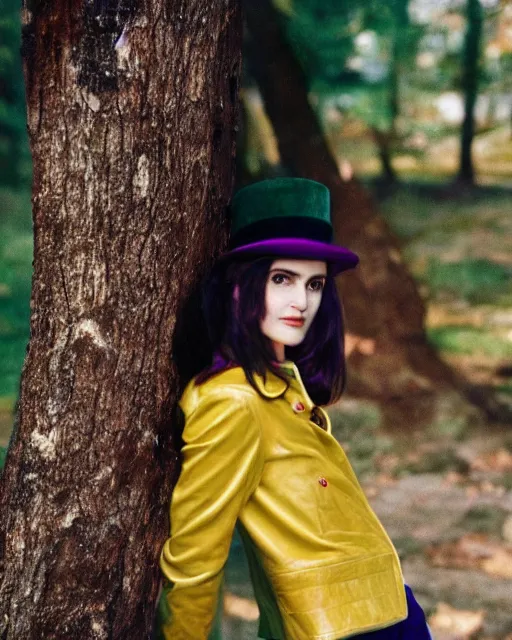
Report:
160,178,431,640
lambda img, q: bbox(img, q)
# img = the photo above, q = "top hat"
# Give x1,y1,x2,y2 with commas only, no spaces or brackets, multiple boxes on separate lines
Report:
221,178,359,275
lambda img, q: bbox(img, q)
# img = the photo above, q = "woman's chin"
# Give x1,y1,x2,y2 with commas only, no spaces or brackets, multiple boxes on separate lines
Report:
281,337,305,348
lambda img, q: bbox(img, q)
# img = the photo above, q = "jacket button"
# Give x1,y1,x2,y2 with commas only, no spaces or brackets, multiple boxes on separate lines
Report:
318,477,328,487
292,401,305,412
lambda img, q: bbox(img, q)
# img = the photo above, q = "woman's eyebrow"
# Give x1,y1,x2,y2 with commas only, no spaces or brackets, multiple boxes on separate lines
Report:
269,268,327,279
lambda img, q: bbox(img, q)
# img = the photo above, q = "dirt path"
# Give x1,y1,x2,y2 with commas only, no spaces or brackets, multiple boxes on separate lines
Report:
370,471,512,639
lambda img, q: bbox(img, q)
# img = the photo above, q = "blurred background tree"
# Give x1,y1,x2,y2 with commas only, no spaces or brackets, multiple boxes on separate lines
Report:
243,0,510,186
244,0,464,430
282,0,424,185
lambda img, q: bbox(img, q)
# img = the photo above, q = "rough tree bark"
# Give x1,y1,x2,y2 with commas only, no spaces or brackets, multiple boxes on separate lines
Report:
0,2,241,638
458,0,483,185
245,0,475,429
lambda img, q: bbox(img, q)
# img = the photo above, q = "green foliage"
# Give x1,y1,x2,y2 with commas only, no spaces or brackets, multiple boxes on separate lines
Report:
284,0,357,82
363,0,409,33
0,187,32,400
0,445,6,470
281,0,427,180
0,338,26,399
278,0,510,182
0,3,31,188
426,258,512,305
379,187,512,240
335,83,394,131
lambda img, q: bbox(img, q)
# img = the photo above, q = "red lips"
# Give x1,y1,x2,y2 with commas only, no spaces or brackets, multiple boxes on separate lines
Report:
281,317,305,327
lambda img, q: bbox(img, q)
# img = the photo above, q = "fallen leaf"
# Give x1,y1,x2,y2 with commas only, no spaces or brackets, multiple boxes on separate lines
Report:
443,471,465,486
471,448,512,472
375,472,398,487
427,533,512,578
481,548,512,579
428,602,485,637
465,485,480,498
427,534,491,570
406,451,421,464
224,592,259,621
375,454,400,474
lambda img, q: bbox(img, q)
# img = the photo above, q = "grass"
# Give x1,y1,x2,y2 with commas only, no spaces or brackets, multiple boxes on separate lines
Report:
377,185,512,240
427,326,512,358
457,505,509,537
426,258,512,306
378,184,512,379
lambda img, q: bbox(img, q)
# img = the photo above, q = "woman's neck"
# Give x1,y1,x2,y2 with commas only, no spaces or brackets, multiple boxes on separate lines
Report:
272,340,285,362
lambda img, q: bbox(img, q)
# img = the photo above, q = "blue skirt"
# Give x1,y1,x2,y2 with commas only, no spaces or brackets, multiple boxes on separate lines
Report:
354,586,432,639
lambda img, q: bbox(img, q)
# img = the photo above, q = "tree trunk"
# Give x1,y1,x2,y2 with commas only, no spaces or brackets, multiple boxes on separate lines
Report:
458,0,483,185
245,0,474,429
377,0,410,185
0,2,242,638
371,127,397,185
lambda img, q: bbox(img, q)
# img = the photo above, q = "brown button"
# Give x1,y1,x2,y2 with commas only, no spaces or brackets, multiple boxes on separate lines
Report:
318,477,328,487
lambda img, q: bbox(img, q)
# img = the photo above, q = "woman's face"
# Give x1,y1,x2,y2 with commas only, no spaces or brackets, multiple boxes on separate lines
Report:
260,258,327,362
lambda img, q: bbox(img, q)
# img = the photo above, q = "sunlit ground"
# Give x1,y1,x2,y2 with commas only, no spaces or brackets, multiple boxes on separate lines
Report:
333,123,512,187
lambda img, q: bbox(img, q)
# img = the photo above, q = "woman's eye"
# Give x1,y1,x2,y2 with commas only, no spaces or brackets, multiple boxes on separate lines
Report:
309,280,325,292
271,274,289,285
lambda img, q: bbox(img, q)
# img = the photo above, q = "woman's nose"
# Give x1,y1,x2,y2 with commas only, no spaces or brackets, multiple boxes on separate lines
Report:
291,286,308,310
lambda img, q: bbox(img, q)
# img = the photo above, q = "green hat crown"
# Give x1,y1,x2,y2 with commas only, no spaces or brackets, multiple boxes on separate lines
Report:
222,177,359,275
229,178,333,248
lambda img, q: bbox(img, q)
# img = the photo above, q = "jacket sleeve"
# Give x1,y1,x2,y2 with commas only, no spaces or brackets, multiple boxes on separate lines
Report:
159,388,264,640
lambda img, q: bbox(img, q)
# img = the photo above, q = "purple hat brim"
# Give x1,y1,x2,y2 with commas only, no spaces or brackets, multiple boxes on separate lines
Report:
220,238,359,275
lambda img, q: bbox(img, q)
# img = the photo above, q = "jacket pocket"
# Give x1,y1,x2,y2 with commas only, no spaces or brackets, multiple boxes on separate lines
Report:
269,552,406,612
270,554,407,640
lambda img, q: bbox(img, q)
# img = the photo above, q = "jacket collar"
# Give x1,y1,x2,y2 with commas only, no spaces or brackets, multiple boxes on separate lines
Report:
254,360,295,399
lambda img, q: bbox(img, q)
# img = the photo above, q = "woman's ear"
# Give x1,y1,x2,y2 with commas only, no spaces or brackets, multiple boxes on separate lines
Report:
233,284,240,302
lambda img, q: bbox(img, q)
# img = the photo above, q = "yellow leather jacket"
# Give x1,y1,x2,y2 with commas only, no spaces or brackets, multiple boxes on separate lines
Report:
160,362,406,640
